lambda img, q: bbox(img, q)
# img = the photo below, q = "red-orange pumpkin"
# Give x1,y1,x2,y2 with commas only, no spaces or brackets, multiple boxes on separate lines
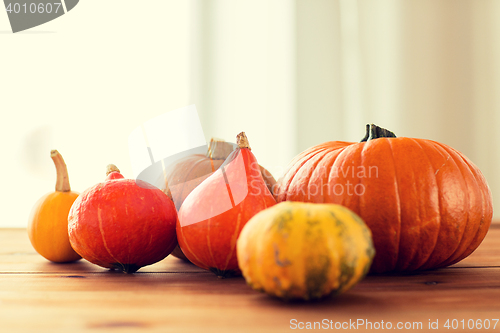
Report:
68,165,178,273
177,132,276,277
165,138,276,261
275,124,493,273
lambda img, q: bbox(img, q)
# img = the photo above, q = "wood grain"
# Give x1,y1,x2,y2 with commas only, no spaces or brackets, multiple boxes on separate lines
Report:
1,226,499,332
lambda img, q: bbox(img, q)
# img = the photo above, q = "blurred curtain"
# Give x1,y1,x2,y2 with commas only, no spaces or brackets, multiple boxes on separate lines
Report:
190,0,500,218
190,0,296,179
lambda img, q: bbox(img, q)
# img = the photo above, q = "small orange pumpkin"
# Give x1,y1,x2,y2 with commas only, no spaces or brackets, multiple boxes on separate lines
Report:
28,150,81,263
68,164,178,273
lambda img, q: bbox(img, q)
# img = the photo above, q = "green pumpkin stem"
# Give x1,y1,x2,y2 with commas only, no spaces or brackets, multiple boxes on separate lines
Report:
360,124,397,142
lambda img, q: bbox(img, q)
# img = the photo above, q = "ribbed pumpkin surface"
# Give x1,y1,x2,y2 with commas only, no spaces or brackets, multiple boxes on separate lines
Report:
275,134,493,273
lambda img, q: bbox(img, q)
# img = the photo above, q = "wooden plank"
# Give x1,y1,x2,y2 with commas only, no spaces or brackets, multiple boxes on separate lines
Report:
1,268,500,332
1,227,500,332
0,228,204,274
3,225,499,273
451,224,500,268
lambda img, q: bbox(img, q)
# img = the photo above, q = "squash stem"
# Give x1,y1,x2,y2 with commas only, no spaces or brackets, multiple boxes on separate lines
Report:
106,164,120,176
360,124,397,142
207,138,234,160
236,132,251,150
50,150,71,192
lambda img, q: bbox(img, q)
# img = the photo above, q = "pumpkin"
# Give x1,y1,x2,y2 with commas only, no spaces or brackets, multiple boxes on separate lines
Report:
177,132,276,277
68,164,178,273
275,124,493,273
165,138,276,261
237,202,374,300
28,150,81,263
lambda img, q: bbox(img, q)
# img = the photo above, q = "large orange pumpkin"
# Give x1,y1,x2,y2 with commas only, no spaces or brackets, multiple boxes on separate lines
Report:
275,124,493,273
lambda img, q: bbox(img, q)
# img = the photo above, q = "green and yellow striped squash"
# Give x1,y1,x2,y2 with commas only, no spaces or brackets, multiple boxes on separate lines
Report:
236,202,374,300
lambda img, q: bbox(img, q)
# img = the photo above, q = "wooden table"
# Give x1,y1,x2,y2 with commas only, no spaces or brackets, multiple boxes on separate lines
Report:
1,226,500,333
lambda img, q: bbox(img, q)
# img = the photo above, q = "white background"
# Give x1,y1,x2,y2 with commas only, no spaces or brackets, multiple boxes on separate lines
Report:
2,0,500,227
1,1,193,227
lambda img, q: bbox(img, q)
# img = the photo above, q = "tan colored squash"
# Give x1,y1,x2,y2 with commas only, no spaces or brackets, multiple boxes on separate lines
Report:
237,202,374,300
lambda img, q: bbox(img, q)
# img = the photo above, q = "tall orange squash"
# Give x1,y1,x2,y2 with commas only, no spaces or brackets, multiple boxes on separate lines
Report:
177,132,276,277
165,138,276,261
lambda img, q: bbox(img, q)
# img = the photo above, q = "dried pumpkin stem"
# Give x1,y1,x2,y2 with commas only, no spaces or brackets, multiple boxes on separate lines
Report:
360,124,397,142
50,150,71,192
207,138,234,160
106,164,120,176
236,132,251,150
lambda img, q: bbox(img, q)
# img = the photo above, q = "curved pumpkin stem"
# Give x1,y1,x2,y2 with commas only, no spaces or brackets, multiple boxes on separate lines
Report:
360,124,397,142
236,132,251,150
50,150,71,192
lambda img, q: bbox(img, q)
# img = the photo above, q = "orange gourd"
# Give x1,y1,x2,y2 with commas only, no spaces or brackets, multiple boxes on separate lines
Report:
165,138,276,261
28,150,81,263
177,132,276,277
